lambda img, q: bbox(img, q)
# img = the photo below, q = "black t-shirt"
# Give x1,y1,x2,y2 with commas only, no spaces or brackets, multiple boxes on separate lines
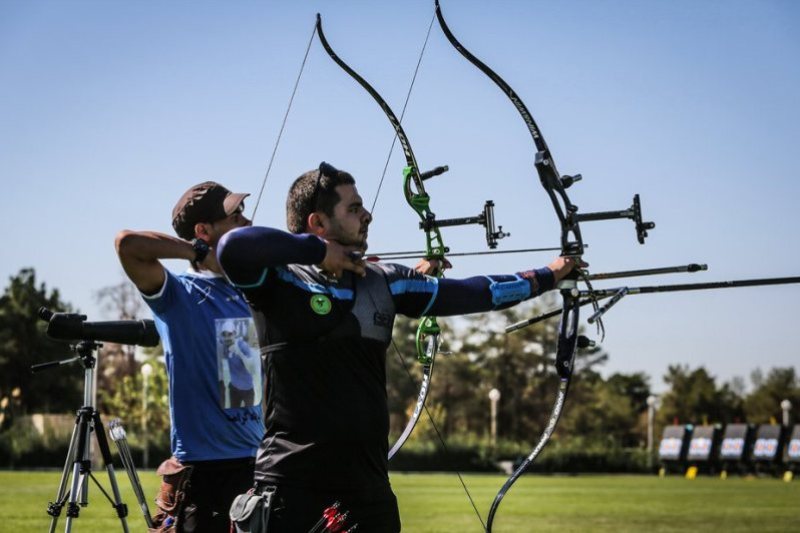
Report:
217,226,554,492
244,262,435,490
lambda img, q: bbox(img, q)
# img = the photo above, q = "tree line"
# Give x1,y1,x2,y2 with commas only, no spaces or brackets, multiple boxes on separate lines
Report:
1,268,798,457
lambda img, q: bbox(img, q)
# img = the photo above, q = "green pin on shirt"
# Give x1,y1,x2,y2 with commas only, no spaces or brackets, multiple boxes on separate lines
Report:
310,294,332,315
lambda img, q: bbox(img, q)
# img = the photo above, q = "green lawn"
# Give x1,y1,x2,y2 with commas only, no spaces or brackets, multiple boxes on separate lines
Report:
1,471,797,532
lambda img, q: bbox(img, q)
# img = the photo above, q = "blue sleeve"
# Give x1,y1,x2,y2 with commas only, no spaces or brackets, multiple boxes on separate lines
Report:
237,338,257,358
141,269,183,315
217,226,327,288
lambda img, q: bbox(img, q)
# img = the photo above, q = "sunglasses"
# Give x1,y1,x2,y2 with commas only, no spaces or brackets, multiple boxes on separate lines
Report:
211,201,245,226
311,161,339,210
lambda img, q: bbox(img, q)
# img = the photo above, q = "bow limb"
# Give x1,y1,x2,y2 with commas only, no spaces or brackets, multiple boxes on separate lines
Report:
483,287,581,531
434,2,585,529
315,14,445,459
434,2,582,254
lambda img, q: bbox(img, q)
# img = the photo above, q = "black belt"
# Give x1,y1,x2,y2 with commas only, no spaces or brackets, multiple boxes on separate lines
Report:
182,456,255,471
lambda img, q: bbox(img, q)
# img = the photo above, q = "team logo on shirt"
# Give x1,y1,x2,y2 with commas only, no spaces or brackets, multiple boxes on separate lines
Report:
373,311,391,327
310,294,332,315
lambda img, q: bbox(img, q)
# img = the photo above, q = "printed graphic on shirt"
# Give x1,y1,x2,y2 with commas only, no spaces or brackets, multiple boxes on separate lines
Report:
216,317,262,409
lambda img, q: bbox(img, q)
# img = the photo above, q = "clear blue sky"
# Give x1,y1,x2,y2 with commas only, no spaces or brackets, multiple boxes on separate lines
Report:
2,0,798,392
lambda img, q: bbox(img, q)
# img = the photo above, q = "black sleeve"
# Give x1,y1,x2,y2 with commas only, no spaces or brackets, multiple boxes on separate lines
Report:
383,262,555,318
429,267,555,316
217,226,327,287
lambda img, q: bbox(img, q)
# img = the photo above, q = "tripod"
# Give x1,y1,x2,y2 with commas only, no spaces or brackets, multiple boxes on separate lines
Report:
33,341,129,533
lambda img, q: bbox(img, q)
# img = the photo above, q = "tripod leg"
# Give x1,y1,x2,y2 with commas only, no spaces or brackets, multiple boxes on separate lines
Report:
48,416,81,533
65,407,94,533
92,412,130,533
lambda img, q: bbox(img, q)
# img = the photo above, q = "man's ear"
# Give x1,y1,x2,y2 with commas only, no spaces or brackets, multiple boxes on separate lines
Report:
194,222,212,241
306,212,326,236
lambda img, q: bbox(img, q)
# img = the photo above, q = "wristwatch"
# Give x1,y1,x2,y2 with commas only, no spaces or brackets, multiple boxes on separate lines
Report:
191,238,210,265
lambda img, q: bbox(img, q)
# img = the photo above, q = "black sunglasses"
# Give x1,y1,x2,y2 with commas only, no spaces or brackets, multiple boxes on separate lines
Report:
211,201,245,226
311,161,339,210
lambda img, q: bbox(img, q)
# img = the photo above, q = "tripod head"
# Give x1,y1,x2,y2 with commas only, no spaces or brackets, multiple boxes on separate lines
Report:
31,340,103,374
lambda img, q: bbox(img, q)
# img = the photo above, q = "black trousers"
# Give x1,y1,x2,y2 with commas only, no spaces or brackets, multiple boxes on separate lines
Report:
181,457,255,533
258,483,401,533
229,385,255,408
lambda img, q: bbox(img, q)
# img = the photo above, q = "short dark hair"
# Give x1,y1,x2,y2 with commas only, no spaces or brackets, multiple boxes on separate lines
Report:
286,162,355,234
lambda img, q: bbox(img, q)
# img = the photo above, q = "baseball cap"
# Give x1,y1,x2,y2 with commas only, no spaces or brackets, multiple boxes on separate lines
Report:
172,181,249,240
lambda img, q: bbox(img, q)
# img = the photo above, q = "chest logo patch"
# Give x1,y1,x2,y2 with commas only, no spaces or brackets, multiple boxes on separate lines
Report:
310,294,332,315
373,311,391,328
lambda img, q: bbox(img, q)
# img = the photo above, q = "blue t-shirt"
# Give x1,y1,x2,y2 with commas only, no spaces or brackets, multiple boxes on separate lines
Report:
143,269,263,461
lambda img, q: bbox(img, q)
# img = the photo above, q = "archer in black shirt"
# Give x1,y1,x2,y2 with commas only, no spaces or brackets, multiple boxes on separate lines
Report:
217,163,579,532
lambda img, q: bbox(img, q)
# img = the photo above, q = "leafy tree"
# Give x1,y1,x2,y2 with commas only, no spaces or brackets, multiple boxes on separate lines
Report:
453,297,609,444
99,350,170,449
606,372,652,414
745,367,800,424
92,278,170,444
95,279,144,321
94,279,147,396
657,365,744,426
432,347,487,436
561,371,651,449
0,268,81,413
461,302,554,442
386,294,621,448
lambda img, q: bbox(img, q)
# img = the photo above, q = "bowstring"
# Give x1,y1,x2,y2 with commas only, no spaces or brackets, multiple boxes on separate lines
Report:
251,21,317,221
259,10,488,529
365,9,487,529
369,12,436,214
389,338,487,530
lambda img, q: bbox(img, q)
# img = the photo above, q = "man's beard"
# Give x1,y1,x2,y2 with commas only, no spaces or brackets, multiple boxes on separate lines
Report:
328,220,368,250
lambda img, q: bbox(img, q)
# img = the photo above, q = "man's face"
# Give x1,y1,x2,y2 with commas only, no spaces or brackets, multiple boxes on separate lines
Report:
221,328,236,347
207,203,251,246
322,184,372,249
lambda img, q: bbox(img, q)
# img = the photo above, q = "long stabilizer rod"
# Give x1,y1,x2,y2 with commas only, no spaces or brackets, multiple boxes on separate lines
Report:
507,275,800,333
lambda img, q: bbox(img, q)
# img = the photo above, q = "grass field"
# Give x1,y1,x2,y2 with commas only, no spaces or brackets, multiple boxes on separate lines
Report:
1,471,797,532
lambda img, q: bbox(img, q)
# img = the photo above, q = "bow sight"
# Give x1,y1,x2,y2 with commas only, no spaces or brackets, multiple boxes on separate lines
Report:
533,150,656,259
570,193,655,245
419,161,511,250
